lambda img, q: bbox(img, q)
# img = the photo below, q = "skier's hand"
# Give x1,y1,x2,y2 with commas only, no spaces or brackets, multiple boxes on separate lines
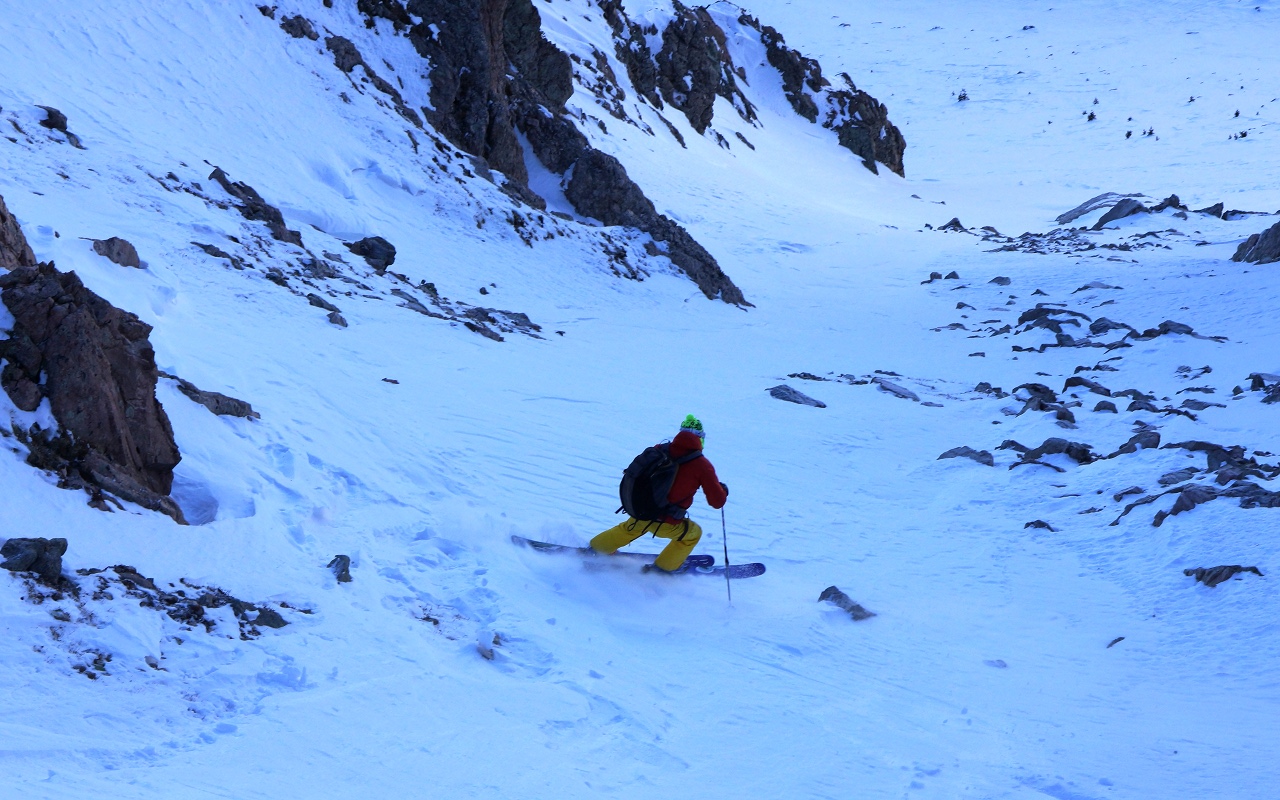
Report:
720,482,729,498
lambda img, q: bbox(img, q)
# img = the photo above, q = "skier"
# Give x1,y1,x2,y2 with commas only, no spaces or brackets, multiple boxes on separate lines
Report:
590,415,728,572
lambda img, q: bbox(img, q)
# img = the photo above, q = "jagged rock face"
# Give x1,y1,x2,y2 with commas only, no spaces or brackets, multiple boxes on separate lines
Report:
564,150,745,304
408,0,537,186
654,3,755,134
601,1,661,107
400,0,746,304
0,194,37,271
743,15,905,176
0,263,182,502
1233,219,1280,265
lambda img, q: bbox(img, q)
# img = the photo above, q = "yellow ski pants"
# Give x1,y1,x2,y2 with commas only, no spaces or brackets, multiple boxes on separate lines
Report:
590,517,703,572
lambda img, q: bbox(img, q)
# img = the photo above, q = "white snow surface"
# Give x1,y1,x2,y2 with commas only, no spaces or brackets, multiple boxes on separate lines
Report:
1,0,1278,797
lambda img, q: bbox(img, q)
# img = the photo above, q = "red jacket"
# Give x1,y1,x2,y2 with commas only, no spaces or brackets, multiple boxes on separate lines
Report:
664,431,727,521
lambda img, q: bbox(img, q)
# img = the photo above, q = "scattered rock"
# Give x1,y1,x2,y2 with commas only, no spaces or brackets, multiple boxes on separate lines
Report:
1183,565,1263,588
939,218,967,232
327,311,348,327
1113,486,1144,501
1018,438,1096,465
90,237,142,268
1024,520,1057,532
0,537,68,582
306,293,340,313
872,377,919,402
768,384,826,408
280,14,319,40
1094,400,1118,413
938,446,994,467
1158,467,1198,486
1,263,184,522
208,167,302,246
818,586,875,621
989,276,1011,286
1063,376,1111,396
1106,636,1125,648
1111,430,1160,457
73,565,292,638
36,105,68,132
1232,219,1280,265
328,555,353,583
1072,280,1120,293
1055,193,1144,226
159,371,259,420
1153,484,1218,526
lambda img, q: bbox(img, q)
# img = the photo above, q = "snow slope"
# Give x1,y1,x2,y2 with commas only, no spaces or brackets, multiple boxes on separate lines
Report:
2,1,1278,798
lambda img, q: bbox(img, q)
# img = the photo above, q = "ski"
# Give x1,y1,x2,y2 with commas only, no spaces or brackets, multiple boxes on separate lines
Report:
645,562,766,580
511,535,716,568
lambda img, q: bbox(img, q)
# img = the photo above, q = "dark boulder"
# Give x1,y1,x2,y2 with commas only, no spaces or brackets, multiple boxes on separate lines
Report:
1021,438,1095,464
768,384,826,408
328,554,353,583
818,585,875,621
208,168,302,246
36,106,68,132
1,263,184,522
1,537,68,582
1183,565,1263,588
1110,430,1160,457
1232,219,1280,265
1094,400,1117,413
280,15,319,40
346,236,397,273
0,194,38,271
1091,198,1147,230
160,371,259,419
91,237,142,268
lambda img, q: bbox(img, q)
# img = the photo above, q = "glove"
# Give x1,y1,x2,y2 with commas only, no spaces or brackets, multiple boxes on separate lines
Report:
719,482,729,498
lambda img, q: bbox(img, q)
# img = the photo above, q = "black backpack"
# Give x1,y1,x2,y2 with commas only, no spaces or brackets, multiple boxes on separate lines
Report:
619,443,704,522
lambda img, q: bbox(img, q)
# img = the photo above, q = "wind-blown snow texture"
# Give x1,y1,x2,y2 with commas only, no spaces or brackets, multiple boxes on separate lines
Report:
2,1,1279,798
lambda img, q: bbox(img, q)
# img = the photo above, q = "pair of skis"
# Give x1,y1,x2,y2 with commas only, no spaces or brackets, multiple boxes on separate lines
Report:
510,535,765,579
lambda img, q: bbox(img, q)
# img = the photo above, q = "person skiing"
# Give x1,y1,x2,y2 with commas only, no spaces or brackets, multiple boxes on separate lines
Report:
590,415,728,572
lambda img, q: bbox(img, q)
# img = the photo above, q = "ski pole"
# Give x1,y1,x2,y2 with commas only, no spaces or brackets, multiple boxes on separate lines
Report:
721,507,732,604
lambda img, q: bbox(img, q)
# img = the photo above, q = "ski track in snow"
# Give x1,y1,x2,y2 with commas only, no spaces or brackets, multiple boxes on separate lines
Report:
1,0,1279,797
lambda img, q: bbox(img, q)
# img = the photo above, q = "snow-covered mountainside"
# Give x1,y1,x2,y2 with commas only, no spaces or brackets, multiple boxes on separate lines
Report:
1,0,1278,797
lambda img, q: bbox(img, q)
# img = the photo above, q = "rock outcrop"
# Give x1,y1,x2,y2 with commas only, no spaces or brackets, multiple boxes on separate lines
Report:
1232,219,1280,265
208,167,303,246
0,194,37,270
402,0,747,304
740,14,905,176
654,2,756,134
1,260,185,522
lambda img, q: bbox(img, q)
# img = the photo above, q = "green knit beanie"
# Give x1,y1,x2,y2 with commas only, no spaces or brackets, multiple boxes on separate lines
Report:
679,414,705,439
